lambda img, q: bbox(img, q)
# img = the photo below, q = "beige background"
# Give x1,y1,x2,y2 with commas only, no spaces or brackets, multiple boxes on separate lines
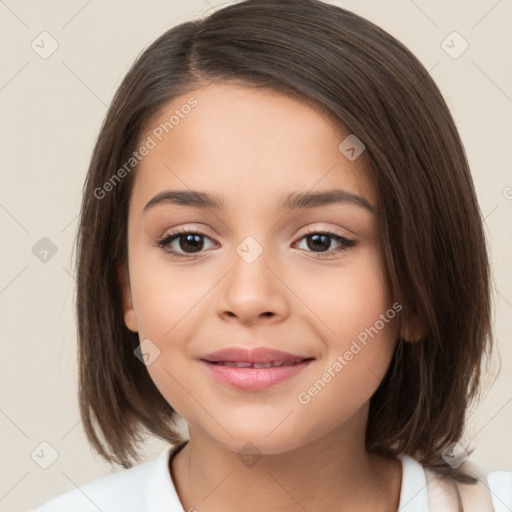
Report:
0,0,511,510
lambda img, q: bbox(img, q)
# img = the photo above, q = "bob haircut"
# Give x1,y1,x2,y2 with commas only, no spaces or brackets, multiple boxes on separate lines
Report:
75,0,494,492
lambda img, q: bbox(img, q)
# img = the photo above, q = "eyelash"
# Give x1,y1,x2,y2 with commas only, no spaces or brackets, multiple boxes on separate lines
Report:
156,227,357,260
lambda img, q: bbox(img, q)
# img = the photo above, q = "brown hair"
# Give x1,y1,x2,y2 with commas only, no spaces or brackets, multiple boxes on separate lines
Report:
74,0,495,503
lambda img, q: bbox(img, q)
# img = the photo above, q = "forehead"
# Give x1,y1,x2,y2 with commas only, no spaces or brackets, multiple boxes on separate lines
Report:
131,82,376,213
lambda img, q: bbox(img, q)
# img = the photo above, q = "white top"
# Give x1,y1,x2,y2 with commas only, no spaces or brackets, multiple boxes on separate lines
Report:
32,443,512,512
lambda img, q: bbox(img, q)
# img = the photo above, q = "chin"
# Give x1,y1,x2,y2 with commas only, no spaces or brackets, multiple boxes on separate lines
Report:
204,425,311,456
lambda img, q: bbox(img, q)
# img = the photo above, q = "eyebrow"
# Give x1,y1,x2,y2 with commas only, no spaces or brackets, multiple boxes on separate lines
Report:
143,189,375,214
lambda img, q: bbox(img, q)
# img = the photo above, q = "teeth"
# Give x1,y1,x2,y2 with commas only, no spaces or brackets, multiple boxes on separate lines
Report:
213,359,305,368
253,362,273,369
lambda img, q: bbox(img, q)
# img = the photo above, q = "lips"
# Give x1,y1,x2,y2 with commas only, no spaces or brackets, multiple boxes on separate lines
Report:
208,360,306,368
201,346,313,364
200,346,315,391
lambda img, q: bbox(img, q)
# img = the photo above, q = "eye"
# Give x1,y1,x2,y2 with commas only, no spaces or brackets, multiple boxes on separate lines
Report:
293,229,357,259
157,228,216,259
156,227,357,260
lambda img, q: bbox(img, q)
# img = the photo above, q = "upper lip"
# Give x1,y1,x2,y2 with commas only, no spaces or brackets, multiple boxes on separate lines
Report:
201,347,314,364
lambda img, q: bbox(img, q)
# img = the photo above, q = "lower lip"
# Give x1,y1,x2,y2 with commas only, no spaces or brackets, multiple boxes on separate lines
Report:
201,360,313,391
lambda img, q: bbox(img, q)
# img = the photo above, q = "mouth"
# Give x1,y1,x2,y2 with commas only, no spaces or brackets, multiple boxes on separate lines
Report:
200,357,315,391
204,358,313,368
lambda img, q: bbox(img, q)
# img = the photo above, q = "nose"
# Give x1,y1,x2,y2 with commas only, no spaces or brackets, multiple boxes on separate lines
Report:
216,244,290,325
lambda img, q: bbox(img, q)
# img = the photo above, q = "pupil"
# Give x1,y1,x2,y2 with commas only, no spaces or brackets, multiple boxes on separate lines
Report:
181,234,203,253
177,233,332,254
308,234,330,252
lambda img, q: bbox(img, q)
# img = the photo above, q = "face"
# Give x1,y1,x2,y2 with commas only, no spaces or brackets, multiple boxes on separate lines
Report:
119,82,402,454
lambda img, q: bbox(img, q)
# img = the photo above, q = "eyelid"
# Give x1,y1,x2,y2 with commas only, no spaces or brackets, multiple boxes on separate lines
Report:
156,223,357,260
297,223,352,239
157,223,354,243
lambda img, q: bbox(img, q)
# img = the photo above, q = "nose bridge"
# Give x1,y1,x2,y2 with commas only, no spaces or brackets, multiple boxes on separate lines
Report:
217,231,288,322
230,232,275,292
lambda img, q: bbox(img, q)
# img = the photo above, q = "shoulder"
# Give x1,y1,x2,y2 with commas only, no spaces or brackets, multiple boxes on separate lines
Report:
483,468,512,512
31,460,152,512
31,446,177,512
425,461,512,512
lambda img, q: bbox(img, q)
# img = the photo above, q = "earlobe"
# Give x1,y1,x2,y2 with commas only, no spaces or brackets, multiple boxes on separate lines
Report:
117,263,138,333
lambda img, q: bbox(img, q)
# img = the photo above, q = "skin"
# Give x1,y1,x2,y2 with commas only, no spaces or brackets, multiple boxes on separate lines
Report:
118,82,414,511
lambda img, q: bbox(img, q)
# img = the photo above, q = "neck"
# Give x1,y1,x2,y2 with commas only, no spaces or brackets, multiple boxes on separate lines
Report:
170,407,402,512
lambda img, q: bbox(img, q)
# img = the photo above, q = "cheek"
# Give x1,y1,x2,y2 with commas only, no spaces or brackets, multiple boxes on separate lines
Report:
293,247,395,345
293,248,397,398
127,249,213,412
128,245,210,342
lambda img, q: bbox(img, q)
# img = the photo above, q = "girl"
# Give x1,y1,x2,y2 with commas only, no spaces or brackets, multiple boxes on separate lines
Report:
33,1,511,511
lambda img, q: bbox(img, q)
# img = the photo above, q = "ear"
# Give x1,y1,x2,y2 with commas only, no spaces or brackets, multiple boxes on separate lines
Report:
117,262,138,333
